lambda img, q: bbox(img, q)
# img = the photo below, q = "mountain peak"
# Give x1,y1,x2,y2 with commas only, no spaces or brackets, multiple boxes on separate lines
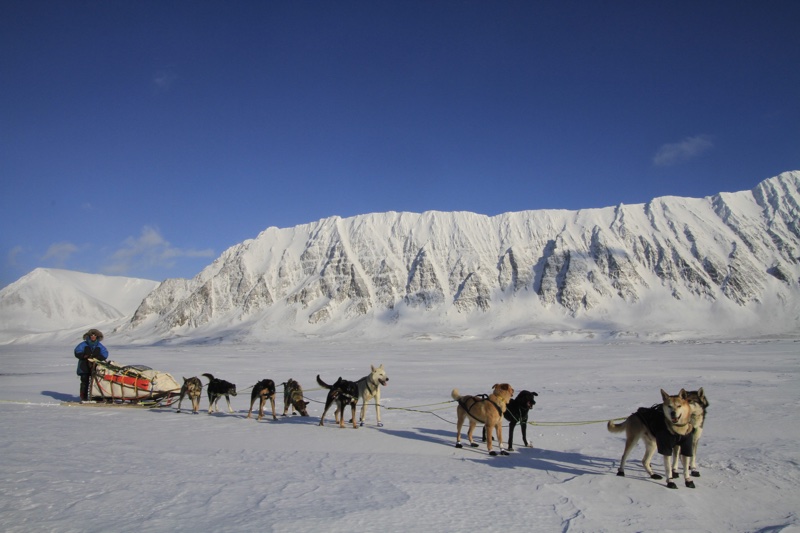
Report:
122,172,800,342
4,173,799,344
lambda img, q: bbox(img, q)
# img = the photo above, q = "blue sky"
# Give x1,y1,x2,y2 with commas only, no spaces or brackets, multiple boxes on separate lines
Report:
2,1,799,288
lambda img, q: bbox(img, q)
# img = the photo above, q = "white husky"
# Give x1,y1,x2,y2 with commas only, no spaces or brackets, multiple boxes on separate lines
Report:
355,364,389,427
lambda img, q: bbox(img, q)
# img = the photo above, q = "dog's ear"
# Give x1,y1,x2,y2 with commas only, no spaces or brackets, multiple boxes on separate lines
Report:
661,389,669,402
532,391,538,396
679,388,688,399
697,387,709,406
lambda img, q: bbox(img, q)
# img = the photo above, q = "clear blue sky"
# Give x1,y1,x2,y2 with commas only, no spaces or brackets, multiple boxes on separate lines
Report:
2,1,799,288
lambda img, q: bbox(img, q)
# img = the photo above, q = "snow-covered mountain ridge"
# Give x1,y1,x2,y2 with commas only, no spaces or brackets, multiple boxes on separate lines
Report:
123,171,800,342
0,269,158,342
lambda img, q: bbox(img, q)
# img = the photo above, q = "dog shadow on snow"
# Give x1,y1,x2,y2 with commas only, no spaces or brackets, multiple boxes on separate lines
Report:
477,447,615,476
407,426,613,476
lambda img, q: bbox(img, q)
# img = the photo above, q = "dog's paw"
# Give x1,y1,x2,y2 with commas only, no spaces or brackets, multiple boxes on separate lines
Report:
671,470,679,479
616,471,625,477
650,473,664,480
455,443,463,449
377,422,384,427
500,450,509,456
359,421,364,427
507,446,514,451
685,480,696,489
667,482,678,489
489,451,497,456
691,470,701,477
469,442,479,448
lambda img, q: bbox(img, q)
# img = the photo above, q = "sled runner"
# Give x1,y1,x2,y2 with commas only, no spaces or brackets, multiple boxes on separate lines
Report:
73,358,181,406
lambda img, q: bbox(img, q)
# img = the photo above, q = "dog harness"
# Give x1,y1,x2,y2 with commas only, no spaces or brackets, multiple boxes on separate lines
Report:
458,394,503,424
359,376,379,397
634,405,694,457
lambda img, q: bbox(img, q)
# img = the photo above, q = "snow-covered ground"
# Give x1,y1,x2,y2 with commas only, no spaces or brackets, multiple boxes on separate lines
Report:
1,338,798,532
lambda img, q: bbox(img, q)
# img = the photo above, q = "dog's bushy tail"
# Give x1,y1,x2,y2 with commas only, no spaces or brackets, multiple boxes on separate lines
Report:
451,389,461,401
316,375,331,389
607,419,627,433
201,373,215,382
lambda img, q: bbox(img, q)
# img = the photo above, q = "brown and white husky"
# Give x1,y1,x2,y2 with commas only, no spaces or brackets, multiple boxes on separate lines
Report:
608,388,696,489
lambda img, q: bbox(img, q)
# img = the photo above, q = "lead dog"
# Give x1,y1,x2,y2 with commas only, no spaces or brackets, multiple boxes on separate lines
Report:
452,383,514,456
482,389,538,451
672,388,709,478
317,375,359,428
355,364,389,427
247,379,277,421
282,378,309,416
607,388,696,489
202,373,238,414
176,376,202,414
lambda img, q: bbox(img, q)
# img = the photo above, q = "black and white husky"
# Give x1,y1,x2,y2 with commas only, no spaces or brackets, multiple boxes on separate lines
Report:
202,373,237,414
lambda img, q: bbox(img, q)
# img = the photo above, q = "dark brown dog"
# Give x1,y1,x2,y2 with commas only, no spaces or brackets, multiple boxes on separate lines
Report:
247,379,277,421
176,376,202,414
282,378,309,416
317,375,359,428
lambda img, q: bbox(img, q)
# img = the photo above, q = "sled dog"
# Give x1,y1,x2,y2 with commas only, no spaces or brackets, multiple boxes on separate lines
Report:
452,383,514,456
176,376,202,414
482,389,538,450
247,379,277,421
671,388,709,478
282,378,309,416
355,364,389,427
607,388,696,489
317,375,359,428
202,373,238,414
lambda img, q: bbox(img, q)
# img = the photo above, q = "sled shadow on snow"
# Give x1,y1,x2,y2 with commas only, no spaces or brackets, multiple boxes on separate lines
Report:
42,390,77,402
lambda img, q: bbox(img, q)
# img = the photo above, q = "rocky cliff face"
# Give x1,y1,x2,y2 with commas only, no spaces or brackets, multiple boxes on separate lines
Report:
126,172,800,339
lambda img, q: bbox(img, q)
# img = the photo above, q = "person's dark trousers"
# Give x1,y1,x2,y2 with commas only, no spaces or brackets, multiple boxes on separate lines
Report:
79,374,90,401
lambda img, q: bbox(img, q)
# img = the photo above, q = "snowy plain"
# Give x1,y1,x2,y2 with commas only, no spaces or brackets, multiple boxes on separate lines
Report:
1,337,799,533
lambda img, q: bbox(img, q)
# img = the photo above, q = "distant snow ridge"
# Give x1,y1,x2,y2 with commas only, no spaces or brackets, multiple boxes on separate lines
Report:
126,171,800,340
0,269,159,339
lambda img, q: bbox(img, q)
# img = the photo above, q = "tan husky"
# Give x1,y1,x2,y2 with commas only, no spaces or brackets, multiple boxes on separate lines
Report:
452,383,514,456
671,388,709,478
607,389,696,489
176,376,202,414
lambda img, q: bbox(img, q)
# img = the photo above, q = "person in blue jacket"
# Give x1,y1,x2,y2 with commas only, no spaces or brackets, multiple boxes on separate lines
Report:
74,328,109,401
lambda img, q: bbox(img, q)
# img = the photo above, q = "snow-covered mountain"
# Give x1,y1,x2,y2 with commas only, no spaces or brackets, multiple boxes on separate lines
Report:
121,171,800,343
0,268,158,343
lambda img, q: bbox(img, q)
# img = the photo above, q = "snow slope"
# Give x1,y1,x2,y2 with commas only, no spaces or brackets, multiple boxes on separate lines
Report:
0,269,158,343
0,339,798,532
2,173,799,346
124,171,800,342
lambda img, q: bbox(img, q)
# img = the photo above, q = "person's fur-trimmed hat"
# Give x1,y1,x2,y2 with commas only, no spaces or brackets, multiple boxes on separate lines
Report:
83,329,104,341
